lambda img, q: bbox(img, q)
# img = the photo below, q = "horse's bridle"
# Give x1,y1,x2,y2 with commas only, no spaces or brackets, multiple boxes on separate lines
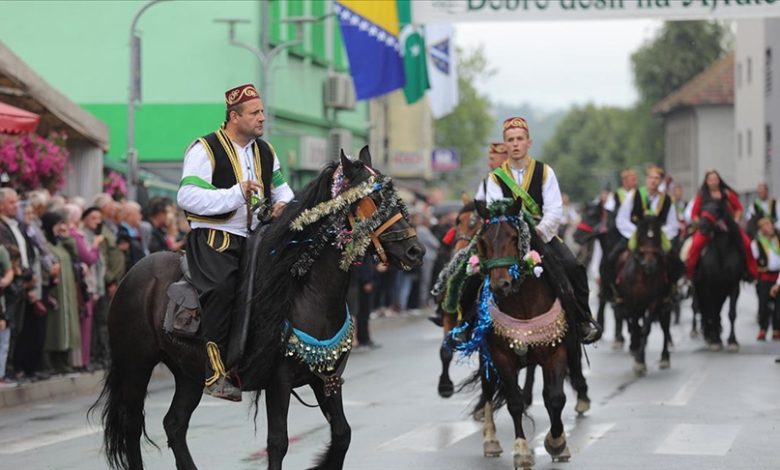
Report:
455,211,480,243
348,196,416,264
478,215,528,275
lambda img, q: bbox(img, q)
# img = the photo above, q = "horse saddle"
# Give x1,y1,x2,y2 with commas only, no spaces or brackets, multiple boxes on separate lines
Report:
163,256,201,337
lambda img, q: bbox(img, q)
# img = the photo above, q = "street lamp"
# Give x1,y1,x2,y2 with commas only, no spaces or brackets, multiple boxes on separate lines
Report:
127,0,170,201
216,4,332,136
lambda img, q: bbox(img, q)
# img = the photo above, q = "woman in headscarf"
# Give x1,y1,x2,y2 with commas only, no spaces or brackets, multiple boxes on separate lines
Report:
42,211,82,373
64,204,104,370
686,170,757,280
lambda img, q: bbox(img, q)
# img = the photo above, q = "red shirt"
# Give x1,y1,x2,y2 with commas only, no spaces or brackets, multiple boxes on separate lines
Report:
691,189,742,221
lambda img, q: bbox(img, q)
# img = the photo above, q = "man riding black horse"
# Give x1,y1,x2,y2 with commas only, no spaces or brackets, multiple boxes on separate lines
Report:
177,83,294,401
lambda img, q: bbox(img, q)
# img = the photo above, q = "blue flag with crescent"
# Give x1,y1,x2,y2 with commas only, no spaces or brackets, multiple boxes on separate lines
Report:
335,1,406,100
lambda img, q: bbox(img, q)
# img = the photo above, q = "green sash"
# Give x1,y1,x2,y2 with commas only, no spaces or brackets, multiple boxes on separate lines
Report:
493,166,542,218
758,234,780,257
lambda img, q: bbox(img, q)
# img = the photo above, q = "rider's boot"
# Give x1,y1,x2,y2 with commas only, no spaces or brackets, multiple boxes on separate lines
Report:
204,342,242,402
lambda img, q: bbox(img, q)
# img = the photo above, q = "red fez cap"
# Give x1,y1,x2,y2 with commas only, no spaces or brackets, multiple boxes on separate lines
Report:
503,117,529,133
225,84,260,108
488,142,507,155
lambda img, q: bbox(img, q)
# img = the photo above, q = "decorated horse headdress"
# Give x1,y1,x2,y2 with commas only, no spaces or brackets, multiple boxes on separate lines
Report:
288,147,413,275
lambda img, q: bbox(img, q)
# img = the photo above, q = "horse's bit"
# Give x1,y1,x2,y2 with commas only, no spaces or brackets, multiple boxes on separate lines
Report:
349,196,416,264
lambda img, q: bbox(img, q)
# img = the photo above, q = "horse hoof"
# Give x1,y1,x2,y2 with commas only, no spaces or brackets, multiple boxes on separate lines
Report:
437,384,454,398
612,340,624,351
708,342,723,352
552,446,572,462
544,431,567,457
575,398,591,416
513,438,535,469
659,359,671,370
633,362,647,376
727,343,739,353
483,439,503,457
437,376,454,398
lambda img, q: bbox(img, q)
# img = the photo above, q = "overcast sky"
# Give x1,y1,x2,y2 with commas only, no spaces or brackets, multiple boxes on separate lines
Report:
455,19,662,110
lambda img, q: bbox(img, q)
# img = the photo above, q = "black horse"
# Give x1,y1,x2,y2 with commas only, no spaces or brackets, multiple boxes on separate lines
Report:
614,216,673,376
573,199,629,349
693,200,743,351
90,148,424,470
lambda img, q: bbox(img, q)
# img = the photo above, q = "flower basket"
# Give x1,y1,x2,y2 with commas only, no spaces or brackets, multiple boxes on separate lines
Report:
0,132,69,193
103,169,128,201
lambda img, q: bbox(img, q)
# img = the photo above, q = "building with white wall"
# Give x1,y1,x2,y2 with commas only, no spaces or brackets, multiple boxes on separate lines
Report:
655,54,735,197
735,18,780,197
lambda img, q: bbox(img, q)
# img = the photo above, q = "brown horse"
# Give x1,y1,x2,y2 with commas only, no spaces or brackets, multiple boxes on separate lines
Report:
614,215,673,375
458,198,571,469
434,201,482,397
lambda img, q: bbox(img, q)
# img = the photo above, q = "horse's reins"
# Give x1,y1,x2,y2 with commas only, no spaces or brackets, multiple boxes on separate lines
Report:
348,196,416,265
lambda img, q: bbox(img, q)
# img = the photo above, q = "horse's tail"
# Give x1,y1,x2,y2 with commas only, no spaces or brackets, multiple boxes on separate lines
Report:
458,366,507,416
88,358,159,469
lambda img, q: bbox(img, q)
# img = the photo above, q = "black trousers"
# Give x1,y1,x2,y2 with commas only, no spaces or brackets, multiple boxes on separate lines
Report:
547,237,593,322
757,278,780,331
186,228,245,354
356,287,373,345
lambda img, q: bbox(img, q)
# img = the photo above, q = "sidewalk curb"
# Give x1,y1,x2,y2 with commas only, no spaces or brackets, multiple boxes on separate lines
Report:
0,310,432,410
0,365,173,410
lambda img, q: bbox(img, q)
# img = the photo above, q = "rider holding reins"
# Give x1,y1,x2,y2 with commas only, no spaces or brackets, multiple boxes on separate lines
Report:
685,170,757,281
612,165,683,293
474,117,601,344
177,84,294,401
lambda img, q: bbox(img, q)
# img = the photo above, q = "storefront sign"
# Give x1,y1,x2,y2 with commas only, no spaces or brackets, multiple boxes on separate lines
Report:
413,0,780,23
431,148,460,171
389,150,429,177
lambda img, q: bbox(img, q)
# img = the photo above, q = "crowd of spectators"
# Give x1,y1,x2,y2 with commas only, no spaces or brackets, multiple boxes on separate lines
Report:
0,187,188,387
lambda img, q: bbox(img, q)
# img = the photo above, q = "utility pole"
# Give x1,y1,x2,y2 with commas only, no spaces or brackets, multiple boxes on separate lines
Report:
216,7,331,137
127,0,169,201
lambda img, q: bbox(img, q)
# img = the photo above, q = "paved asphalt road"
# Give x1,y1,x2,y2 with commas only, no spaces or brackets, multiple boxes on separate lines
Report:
1,286,779,469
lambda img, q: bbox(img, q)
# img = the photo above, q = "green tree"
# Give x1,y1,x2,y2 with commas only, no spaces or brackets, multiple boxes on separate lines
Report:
631,21,728,105
627,21,727,164
434,46,495,175
542,104,632,202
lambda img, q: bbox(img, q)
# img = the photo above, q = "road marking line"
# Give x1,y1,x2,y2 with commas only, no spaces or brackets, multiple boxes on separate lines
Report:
662,367,708,406
579,422,615,450
379,420,482,452
0,424,103,454
655,424,741,456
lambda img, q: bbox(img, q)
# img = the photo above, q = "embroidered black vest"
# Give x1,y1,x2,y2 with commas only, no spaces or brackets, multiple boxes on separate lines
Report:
630,188,671,224
186,129,274,223
756,236,779,273
754,198,778,222
495,160,547,213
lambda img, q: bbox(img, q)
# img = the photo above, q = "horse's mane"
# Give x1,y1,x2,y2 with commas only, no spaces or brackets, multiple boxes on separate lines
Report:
240,161,340,387
459,201,476,215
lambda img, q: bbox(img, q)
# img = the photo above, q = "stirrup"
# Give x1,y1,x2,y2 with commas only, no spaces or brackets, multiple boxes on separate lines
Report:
204,342,242,401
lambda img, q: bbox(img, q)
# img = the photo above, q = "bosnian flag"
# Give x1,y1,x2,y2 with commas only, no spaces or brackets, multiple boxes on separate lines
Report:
335,1,406,100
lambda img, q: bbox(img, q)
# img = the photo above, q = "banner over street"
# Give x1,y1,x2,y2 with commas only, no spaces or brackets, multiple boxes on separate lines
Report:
413,0,780,23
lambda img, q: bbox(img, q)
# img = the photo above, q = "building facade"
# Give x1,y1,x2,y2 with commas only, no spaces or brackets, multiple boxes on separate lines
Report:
735,18,780,196
0,0,370,191
655,54,735,198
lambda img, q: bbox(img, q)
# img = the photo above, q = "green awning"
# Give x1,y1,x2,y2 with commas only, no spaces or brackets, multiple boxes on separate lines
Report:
103,158,177,200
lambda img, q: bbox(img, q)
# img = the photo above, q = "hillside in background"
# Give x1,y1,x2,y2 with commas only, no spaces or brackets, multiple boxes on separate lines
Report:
490,103,566,156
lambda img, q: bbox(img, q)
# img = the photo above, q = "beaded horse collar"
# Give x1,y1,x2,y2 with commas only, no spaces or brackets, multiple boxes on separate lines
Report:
490,299,567,355
289,162,409,276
